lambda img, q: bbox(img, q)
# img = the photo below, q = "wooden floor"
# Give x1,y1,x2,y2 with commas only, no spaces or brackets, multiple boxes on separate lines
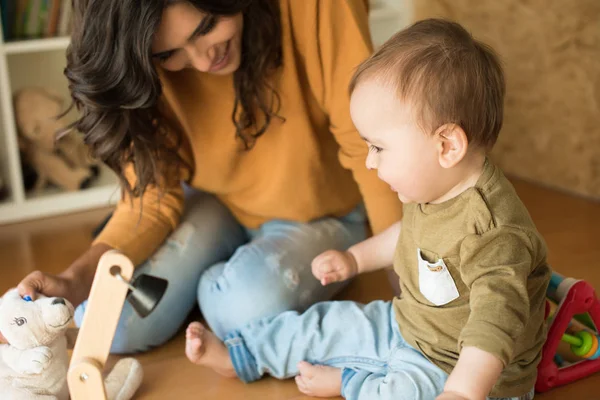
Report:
1,178,599,399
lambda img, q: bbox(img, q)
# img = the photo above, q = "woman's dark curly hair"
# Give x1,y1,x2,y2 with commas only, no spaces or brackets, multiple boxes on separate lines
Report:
65,0,282,197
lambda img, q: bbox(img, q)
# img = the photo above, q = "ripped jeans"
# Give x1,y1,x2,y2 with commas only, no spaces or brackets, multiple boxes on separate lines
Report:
74,189,368,353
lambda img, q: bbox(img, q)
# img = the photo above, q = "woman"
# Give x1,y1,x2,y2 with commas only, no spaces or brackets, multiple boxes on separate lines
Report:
17,0,402,353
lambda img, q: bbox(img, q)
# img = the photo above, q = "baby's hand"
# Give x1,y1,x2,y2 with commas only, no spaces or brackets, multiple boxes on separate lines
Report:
311,250,359,285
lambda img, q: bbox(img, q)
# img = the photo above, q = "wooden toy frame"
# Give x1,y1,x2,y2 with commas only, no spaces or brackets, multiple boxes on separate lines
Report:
67,250,134,399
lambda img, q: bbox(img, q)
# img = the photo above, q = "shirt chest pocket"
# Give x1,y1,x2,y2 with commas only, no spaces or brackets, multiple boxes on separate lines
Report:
417,248,460,306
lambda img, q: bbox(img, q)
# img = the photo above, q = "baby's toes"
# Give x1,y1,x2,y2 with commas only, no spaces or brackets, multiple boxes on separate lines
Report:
186,321,204,337
185,323,206,364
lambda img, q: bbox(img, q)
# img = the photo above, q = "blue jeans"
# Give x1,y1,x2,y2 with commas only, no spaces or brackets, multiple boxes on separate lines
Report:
224,301,535,400
74,189,368,353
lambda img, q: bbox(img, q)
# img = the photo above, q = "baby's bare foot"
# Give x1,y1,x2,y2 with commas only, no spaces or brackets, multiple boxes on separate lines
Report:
295,361,342,398
185,322,236,378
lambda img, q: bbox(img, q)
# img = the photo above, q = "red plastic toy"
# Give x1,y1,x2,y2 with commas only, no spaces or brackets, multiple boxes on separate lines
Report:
537,272,600,392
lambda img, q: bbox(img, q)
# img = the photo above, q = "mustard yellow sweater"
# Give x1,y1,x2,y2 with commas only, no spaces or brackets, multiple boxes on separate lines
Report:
95,0,403,265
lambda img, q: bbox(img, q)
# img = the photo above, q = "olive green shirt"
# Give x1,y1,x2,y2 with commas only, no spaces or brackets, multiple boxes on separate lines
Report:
393,160,551,398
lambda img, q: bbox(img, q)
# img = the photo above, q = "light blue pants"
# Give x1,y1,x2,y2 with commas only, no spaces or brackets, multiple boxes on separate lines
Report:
224,301,535,400
74,189,368,353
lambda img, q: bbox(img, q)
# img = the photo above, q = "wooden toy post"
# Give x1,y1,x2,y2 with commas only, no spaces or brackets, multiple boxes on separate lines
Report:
67,250,135,399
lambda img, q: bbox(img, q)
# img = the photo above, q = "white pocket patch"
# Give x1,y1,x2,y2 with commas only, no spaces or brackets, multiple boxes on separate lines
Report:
417,249,459,306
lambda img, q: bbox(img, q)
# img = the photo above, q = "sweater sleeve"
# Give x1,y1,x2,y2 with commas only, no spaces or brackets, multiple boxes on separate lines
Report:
312,0,403,233
92,165,186,266
458,228,534,366
92,101,190,266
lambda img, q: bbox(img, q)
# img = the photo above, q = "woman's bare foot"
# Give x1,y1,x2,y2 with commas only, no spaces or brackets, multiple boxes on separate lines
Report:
185,322,236,378
295,361,342,398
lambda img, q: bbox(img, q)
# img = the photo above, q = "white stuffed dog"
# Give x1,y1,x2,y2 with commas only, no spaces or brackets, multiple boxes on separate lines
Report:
0,289,143,400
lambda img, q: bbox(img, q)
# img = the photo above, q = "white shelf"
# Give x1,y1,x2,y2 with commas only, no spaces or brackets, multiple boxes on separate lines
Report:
0,182,118,225
0,162,118,224
2,36,70,55
0,6,121,225
0,26,26,205
0,162,119,224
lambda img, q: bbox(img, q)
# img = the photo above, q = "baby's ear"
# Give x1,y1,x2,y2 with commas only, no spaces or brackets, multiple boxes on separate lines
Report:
435,123,469,169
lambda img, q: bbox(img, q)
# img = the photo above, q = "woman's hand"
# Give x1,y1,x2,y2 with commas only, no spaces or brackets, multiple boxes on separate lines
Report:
17,271,79,305
311,250,359,285
16,242,113,308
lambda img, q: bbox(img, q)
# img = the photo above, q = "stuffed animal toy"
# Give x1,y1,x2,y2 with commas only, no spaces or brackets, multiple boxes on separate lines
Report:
0,288,143,400
13,87,100,192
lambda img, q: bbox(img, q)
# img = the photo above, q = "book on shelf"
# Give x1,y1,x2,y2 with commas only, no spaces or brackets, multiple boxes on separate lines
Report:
1,0,72,42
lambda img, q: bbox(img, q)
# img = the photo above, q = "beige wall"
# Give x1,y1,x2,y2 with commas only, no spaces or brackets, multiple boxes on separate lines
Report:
414,0,600,199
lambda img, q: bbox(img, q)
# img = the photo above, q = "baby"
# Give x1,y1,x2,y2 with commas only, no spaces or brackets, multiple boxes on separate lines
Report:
185,18,551,400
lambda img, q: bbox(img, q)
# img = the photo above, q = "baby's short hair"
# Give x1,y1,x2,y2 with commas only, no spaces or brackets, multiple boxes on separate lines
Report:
350,19,505,150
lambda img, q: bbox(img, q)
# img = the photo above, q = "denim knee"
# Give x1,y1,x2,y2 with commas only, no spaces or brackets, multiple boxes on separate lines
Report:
197,256,302,339
198,205,368,339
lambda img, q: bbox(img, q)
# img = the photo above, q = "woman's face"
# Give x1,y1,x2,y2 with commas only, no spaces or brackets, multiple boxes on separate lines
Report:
152,2,244,74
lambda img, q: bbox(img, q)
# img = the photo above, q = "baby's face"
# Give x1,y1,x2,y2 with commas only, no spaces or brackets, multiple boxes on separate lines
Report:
350,80,448,204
